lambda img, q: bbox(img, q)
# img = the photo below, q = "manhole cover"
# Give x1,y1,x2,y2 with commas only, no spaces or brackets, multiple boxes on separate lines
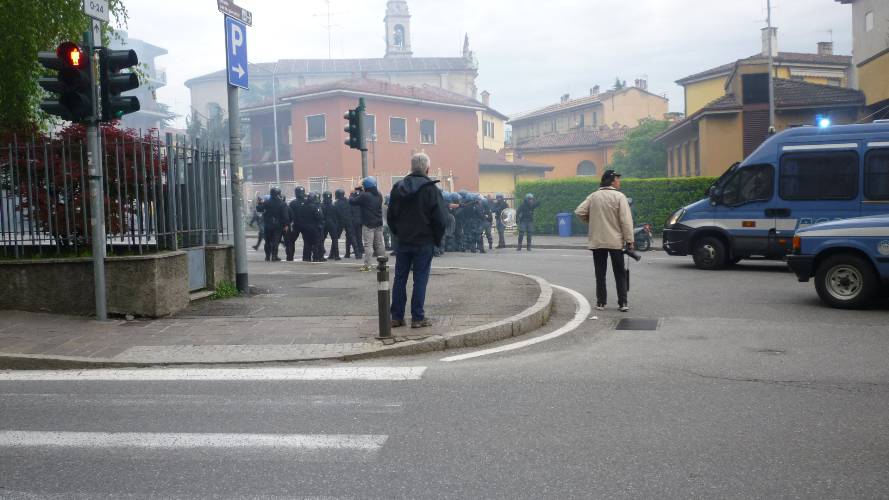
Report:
615,318,659,331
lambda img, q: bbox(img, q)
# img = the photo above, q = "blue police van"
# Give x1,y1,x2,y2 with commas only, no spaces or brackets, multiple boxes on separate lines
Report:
786,215,889,308
663,122,889,270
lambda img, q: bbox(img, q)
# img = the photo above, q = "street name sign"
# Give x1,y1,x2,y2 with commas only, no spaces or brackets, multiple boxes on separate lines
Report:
82,0,109,23
224,16,249,89
217,0,253,26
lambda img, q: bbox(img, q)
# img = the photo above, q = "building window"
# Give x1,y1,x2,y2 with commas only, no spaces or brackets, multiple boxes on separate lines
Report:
306,114,326,142
261,126,274,149
577,160,597,176
393,25,406,46
592,112,598,126
287,125,292,145
483,120,495,138
780,151,859,200
390,117,407,143
865,11,874,32
366,114,377,142
694,140,701,176
685,142,691,176
420,119,436,144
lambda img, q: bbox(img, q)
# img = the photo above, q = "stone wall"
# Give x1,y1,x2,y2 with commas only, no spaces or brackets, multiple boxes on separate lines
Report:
205,245,235,289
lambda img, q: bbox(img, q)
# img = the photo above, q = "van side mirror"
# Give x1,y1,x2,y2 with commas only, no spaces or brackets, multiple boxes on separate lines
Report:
709,187,722,205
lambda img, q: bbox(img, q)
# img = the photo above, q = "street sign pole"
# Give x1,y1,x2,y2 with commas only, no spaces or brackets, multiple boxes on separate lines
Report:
85,22,107,320
223,12,250,293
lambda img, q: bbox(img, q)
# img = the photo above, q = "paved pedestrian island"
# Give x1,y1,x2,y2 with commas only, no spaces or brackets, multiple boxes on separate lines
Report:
0,258,549,367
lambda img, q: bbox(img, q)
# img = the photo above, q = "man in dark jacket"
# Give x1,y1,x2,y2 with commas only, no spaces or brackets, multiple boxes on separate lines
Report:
387,153,448,329
348,187,365,259
321,191,340,260
492,193,509,249
257,187,288,261
333,188,353,259
516,193,540,251
350,177,384,272
285,186,306,261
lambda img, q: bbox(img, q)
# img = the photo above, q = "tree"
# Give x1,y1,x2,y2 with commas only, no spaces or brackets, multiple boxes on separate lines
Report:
608,119,671,178
0,0,129,132
613,77,627,91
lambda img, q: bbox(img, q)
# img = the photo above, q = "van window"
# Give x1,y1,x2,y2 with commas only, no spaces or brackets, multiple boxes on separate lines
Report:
721,164,773,206
865,149,889,201
779,151,859,201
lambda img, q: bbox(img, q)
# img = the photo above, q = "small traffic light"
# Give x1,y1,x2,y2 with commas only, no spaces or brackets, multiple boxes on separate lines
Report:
99,48,140,121
343,101,367,151
38,41,94,122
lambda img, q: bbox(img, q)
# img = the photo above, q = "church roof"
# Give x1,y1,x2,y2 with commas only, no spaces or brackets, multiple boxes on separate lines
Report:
185,57,477,87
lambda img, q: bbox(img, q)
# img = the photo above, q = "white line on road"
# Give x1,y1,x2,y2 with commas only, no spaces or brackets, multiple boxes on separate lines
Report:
0,431,387,451
440,284,592,362
0,366,427,382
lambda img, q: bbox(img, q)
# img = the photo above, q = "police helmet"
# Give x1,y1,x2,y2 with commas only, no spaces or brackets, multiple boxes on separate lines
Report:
270,186,281,198
322,191,332,201
335,188,346,199
449,193,461,203
307,192,319,203
294,186,306,198
362,176,378,189
495,193,504,200
525,193,534,200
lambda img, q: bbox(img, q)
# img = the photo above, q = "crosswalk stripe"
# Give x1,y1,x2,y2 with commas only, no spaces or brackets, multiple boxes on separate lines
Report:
0,366,426,382
0,431,386,451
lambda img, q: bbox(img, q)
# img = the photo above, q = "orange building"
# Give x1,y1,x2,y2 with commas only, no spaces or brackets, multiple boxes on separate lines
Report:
243,79,484,191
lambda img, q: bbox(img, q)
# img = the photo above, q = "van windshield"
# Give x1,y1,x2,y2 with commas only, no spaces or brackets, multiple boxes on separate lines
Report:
714,162,741,189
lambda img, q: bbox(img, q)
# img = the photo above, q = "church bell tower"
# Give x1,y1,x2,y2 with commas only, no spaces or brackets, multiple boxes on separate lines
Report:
384,0,412,58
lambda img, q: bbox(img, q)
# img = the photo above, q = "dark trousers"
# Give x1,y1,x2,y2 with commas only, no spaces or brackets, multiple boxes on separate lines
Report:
264,225,283,260
302,227,320,261
593,249,628,307
484,224,493,248
284,227,302,261
352,222,365,256
496,222,506,248
390,244,435,321
326,225,341,259
517,221,533,250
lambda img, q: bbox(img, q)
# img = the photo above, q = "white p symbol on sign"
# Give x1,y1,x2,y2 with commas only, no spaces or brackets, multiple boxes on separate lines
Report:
230,23,243,56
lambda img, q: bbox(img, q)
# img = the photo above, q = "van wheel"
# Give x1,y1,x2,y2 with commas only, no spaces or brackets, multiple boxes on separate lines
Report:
692,236,727,270
814,254,878,309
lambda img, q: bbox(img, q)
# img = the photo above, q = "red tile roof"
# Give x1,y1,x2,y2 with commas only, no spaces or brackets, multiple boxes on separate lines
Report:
514,127,629,151
509,87,667,124
676,51,852,85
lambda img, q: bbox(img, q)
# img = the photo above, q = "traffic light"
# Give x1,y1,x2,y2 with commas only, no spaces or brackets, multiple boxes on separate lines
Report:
344,103,367,151
99,48,140,121
38,41,94,122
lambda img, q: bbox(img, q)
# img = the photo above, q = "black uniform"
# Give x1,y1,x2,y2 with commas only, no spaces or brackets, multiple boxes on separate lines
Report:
284,191,306,261
321,193,340,260
492,198,509,248
258,194,288,261
335,192,355,258
483,200,494,249
349,190,365,258
517,197,540,251
297,197,325,262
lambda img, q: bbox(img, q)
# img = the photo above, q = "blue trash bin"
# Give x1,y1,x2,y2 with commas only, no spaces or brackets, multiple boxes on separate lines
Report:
556,213,572,237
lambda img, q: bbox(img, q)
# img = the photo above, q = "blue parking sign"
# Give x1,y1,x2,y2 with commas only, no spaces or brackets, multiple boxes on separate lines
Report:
224,16,248,89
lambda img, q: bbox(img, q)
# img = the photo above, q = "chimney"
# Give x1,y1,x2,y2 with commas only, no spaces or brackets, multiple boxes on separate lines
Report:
560,93,570,103
634,78,648,91
817,41,834,56
481,90,490,107
761,27,778,57
591,85,600,96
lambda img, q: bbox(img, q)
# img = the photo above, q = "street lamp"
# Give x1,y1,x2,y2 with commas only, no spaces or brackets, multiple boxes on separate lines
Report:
271,62,281,186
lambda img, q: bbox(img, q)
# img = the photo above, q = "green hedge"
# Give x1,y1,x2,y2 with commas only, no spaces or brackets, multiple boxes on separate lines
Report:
515,176,717,235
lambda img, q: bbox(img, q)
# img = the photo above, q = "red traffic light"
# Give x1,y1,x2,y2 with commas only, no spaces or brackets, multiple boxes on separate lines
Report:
56,42,84,68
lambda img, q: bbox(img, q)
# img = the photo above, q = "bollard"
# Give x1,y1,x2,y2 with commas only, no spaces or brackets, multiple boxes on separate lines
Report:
376,255,392,339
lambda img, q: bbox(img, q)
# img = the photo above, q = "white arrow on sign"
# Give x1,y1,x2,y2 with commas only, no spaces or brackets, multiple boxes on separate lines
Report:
232,64,245,79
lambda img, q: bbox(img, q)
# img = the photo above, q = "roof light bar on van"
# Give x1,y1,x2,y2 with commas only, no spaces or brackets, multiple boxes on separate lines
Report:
782,143,858,152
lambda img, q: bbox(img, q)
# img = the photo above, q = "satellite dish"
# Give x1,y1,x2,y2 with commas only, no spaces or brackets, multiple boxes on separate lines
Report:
501,208,517,229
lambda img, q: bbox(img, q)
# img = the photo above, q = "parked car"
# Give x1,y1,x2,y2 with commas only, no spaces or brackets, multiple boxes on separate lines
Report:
786,215,889,308
662,122,889,270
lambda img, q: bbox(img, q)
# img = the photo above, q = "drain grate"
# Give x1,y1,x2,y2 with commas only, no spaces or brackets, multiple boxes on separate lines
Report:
615,318,659,331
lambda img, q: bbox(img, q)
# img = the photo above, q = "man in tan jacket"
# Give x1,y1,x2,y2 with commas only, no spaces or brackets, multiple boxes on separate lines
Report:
575,170,635,311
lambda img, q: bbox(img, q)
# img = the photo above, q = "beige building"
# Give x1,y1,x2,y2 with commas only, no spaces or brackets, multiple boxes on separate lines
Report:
185,1,505,151
836,0,889,114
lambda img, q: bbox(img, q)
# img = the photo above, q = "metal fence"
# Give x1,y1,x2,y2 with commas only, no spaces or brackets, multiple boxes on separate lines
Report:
0,129,232,259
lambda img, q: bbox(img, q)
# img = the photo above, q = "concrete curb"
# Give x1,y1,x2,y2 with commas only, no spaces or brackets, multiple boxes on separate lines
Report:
0,268,554,369
531,244,663,251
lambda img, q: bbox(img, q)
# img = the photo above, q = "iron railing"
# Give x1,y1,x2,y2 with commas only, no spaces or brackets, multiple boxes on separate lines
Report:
0,128,232,259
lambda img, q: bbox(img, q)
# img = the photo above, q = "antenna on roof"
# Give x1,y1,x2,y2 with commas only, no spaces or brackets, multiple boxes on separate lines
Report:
313,0,342,59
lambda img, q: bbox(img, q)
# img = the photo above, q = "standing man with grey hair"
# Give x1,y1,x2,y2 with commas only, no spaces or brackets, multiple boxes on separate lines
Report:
387,153,449,329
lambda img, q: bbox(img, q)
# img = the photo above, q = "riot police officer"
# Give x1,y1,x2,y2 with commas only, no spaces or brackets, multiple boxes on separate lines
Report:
335,188,355,258
492,193,509,249
285,186,306,261
517,193,540,251
296,192,325,262
257,187,288,261
321,191,340,260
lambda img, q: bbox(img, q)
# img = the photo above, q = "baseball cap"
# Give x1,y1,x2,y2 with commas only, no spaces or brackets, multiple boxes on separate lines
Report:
601,169,622,184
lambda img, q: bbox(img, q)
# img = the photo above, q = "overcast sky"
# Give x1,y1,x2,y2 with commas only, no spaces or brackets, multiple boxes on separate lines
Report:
120,0,853,128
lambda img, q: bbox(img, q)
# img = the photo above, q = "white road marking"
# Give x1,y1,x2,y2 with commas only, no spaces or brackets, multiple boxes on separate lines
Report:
440,284,592,362
0,366,427,382
0,431,386,451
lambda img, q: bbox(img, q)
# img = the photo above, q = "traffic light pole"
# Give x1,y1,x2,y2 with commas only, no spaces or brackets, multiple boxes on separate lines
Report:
85,28,108,321
360,98,368,178
227,85,249,293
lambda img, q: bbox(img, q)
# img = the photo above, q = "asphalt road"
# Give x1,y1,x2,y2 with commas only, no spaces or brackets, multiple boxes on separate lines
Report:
1,248,888,499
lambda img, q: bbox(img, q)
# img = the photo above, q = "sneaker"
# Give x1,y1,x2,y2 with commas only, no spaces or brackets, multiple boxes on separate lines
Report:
619,305,629,312
360,265,373,272
391,319,405,328
411,318,433,329
595,304,605,311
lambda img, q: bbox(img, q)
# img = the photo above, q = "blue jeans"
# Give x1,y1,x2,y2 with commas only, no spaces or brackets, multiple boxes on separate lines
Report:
390,243,435,321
